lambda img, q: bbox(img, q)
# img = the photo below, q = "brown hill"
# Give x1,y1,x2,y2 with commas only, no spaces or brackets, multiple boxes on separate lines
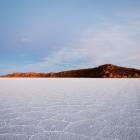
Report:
0,64,140,78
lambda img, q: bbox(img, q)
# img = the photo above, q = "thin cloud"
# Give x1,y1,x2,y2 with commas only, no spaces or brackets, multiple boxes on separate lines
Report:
19,36,32,43
14,21,140,72
3,14,140,73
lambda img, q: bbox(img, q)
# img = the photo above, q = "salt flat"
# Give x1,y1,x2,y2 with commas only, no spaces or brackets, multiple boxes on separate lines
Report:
0,79,139,140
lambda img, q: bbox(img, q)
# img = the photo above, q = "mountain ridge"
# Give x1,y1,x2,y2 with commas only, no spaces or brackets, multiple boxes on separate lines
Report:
0,64,140,78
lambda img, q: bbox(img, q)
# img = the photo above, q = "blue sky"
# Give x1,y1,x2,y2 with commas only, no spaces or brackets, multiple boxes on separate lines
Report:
0,0,140,74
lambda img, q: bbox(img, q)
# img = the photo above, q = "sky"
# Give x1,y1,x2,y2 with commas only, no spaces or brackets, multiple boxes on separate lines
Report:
0,0,140,74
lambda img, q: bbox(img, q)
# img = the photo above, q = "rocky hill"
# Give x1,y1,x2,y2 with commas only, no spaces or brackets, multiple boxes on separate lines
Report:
0,64,140,78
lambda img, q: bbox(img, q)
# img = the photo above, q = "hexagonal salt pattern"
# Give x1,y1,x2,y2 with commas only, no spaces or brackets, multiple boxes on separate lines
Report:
37,119,69,131
97,125,140,140
0,134,29,140
30,132,91,140
65,119,107,137
0,125,42,135
0,79,139,140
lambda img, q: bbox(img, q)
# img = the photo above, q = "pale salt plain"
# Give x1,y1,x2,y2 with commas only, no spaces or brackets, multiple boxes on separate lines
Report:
0,78,140,140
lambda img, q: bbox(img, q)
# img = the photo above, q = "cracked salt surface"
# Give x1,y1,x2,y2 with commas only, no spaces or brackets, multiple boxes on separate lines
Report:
0,78,139,140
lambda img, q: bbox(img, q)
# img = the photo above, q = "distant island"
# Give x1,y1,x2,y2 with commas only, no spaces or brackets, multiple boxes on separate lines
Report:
0,64,140,78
